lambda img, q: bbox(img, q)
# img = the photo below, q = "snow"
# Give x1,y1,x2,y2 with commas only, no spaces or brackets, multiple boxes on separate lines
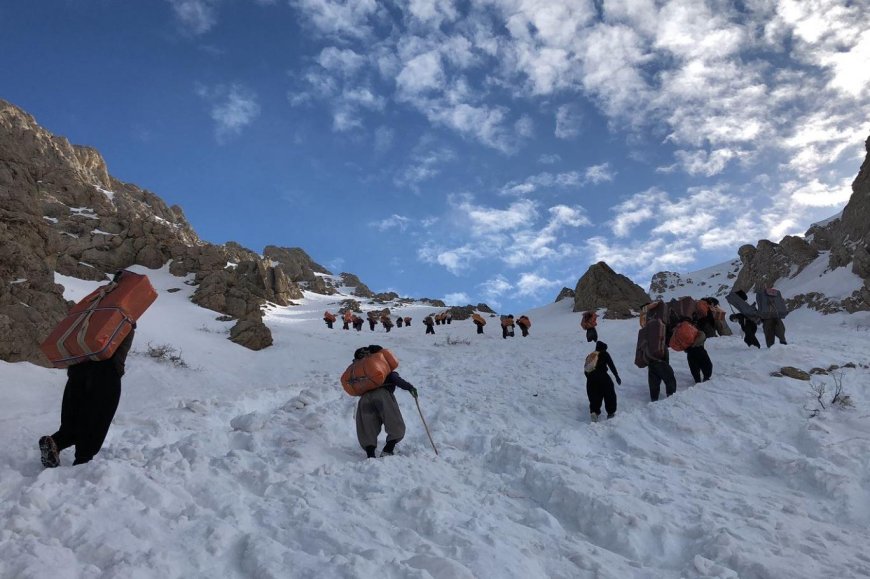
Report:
69,207,98,219
95,186,116,202
42,216,58,224
2,265,869,578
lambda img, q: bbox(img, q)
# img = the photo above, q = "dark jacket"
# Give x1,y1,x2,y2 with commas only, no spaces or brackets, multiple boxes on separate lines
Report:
67,326,135,378
587,341,620,382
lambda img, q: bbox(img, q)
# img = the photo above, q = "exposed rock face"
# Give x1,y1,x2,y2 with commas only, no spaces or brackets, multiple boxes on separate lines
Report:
732,135,869,312
339,273,374,298
572,262,650,319
263,246,331,282
420,298,447,307
554,287,575,302
476,303,495,314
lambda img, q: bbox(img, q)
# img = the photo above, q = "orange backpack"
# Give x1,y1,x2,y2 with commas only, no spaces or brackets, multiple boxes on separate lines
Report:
696,299,711,318
324,311,336,322
518,316,531,328
581,311,597,330
669,321,700,352
472,313,486,325
340,349,399,396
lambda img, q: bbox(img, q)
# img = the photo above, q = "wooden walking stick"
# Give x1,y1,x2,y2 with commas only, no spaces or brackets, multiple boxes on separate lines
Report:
414,397,439,456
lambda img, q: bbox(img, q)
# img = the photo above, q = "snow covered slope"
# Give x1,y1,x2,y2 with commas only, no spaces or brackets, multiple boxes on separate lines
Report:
1,265,869,578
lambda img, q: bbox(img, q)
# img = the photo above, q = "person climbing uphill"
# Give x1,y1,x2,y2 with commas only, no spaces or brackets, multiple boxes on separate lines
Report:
341,345,418,459
583,341,620,422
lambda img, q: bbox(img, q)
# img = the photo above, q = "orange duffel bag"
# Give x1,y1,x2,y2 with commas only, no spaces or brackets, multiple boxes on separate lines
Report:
340,349,399,396
472,313,486,325
40,271,157,368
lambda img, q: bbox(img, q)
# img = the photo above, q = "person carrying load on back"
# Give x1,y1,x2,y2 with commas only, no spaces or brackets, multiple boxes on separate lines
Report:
757,287,788,347
404,316,411,327
472,313,486,334
501,315,515,339
341,345,418,459
583,341,621,422
423,315,435,334
695,298,717,338
581,310,598,342
517,315,531,337
352,315,364,331
445,311,452,324
367,312,378,332
635,303,676,401
670,319,712,384
323,310,336,329
381,314,394,333
342,309,353,330
727,290,761,348
38,270,156,467
396,316,403,328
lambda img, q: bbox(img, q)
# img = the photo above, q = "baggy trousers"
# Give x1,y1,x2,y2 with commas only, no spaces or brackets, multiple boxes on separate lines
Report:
648,359,677,401
585,374,617,416
355,388,406,449
52,360,122,464
685,346,713,383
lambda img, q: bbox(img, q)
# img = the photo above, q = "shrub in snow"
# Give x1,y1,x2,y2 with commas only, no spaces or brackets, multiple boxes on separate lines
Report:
807,371,853,418
145,342,189,368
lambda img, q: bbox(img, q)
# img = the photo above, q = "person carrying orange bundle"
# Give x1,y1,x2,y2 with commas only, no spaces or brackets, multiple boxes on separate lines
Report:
323,310,337,329
341,345,418,459
516,315,531,337
472,313,486,334
342,309,353,330
500,315,515,339
581,310,598,342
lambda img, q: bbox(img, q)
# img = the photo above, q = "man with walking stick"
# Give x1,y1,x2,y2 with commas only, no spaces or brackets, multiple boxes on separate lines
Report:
341,345,429,458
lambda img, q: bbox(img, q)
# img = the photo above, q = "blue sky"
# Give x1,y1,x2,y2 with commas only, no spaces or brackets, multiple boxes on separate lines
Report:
2,1,869,313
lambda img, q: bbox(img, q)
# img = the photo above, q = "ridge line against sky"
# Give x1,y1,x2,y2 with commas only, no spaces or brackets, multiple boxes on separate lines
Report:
2,0,869,313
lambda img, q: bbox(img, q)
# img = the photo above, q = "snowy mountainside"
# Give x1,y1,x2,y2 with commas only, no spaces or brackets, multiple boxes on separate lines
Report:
1,265,869,578
649,259,742,301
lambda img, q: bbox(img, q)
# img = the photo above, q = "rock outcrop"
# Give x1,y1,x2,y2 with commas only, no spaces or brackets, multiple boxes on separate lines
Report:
554,287,575,302
572,262,650,319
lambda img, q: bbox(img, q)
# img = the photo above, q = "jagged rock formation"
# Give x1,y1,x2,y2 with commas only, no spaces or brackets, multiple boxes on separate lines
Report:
476,303,495,314
554,287,575,302
573,262,650,319
732,135,870,313
0,99,359,364
229,319,273,350
339,273,374,298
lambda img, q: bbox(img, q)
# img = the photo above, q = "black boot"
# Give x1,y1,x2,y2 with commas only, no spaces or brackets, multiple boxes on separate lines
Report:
365,445,377,459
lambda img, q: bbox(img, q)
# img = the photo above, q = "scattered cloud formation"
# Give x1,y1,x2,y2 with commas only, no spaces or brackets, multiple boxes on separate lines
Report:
196,83,261,142
370,214,412,232
167,0,219,35
443,291,471,305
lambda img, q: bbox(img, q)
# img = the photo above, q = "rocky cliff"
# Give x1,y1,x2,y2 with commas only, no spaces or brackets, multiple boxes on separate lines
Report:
730,135,870,313
0,99,359,364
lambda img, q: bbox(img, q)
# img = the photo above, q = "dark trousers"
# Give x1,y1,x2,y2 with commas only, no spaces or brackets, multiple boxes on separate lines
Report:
743,319,761,348
520,326,529,337
686,346,713,383
343,321,349,330
425,325,434,334
586,375,617,416
762,318,786,347
475,323,484,334
585,328,598,343
648,359,677,401
52,361,122,464
369,321,376,331
325,321,333,329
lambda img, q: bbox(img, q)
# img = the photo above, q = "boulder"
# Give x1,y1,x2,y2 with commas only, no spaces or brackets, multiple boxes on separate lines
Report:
554,287,575,302
229,319,273,351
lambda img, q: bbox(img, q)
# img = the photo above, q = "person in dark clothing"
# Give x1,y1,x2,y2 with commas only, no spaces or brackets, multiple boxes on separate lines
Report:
761,318,787,347
685,332,713,384
39,326,135,467
352,316,364,331
423,316,435,334
368,316,377,332
729,290,761,348
517,315,531,337
585,327,598,343
381,316,393,333
501,315,515,339
396,316,403,328
584,341,620,422
647,350,677,401
324,311,336,329
696,299,717,338
404,317,411,327
352,345,418,458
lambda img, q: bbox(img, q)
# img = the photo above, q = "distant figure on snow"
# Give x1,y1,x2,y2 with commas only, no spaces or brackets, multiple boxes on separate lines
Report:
728,290,761,348
423,315,435,335
472,313,486,334
581,311,598,343
501,315,515,339
352,315,364,332
516,315,531,337
396,316,403,328
342,310,353,330
323,310,336,329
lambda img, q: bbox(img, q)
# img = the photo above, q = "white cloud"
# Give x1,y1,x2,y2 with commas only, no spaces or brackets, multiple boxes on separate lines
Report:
515,272,560,298
167,0,218,35
584,163,615,184
370,214,412,232
396,51,446,96
788,178,852,208
456,197,536,236
555,104,583,139
292,0,380,40
443,291,470,305
479,275,513,301
198,84,261,141
538,153,561,164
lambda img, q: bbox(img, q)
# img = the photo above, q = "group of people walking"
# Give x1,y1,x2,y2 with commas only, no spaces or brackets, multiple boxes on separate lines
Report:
38,269,790,465
580,289,789,424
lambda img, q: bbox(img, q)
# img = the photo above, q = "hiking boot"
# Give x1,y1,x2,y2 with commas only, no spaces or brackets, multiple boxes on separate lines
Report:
380,450,394,457
607,413,615,419
39,436,60,468
590,413,599,423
